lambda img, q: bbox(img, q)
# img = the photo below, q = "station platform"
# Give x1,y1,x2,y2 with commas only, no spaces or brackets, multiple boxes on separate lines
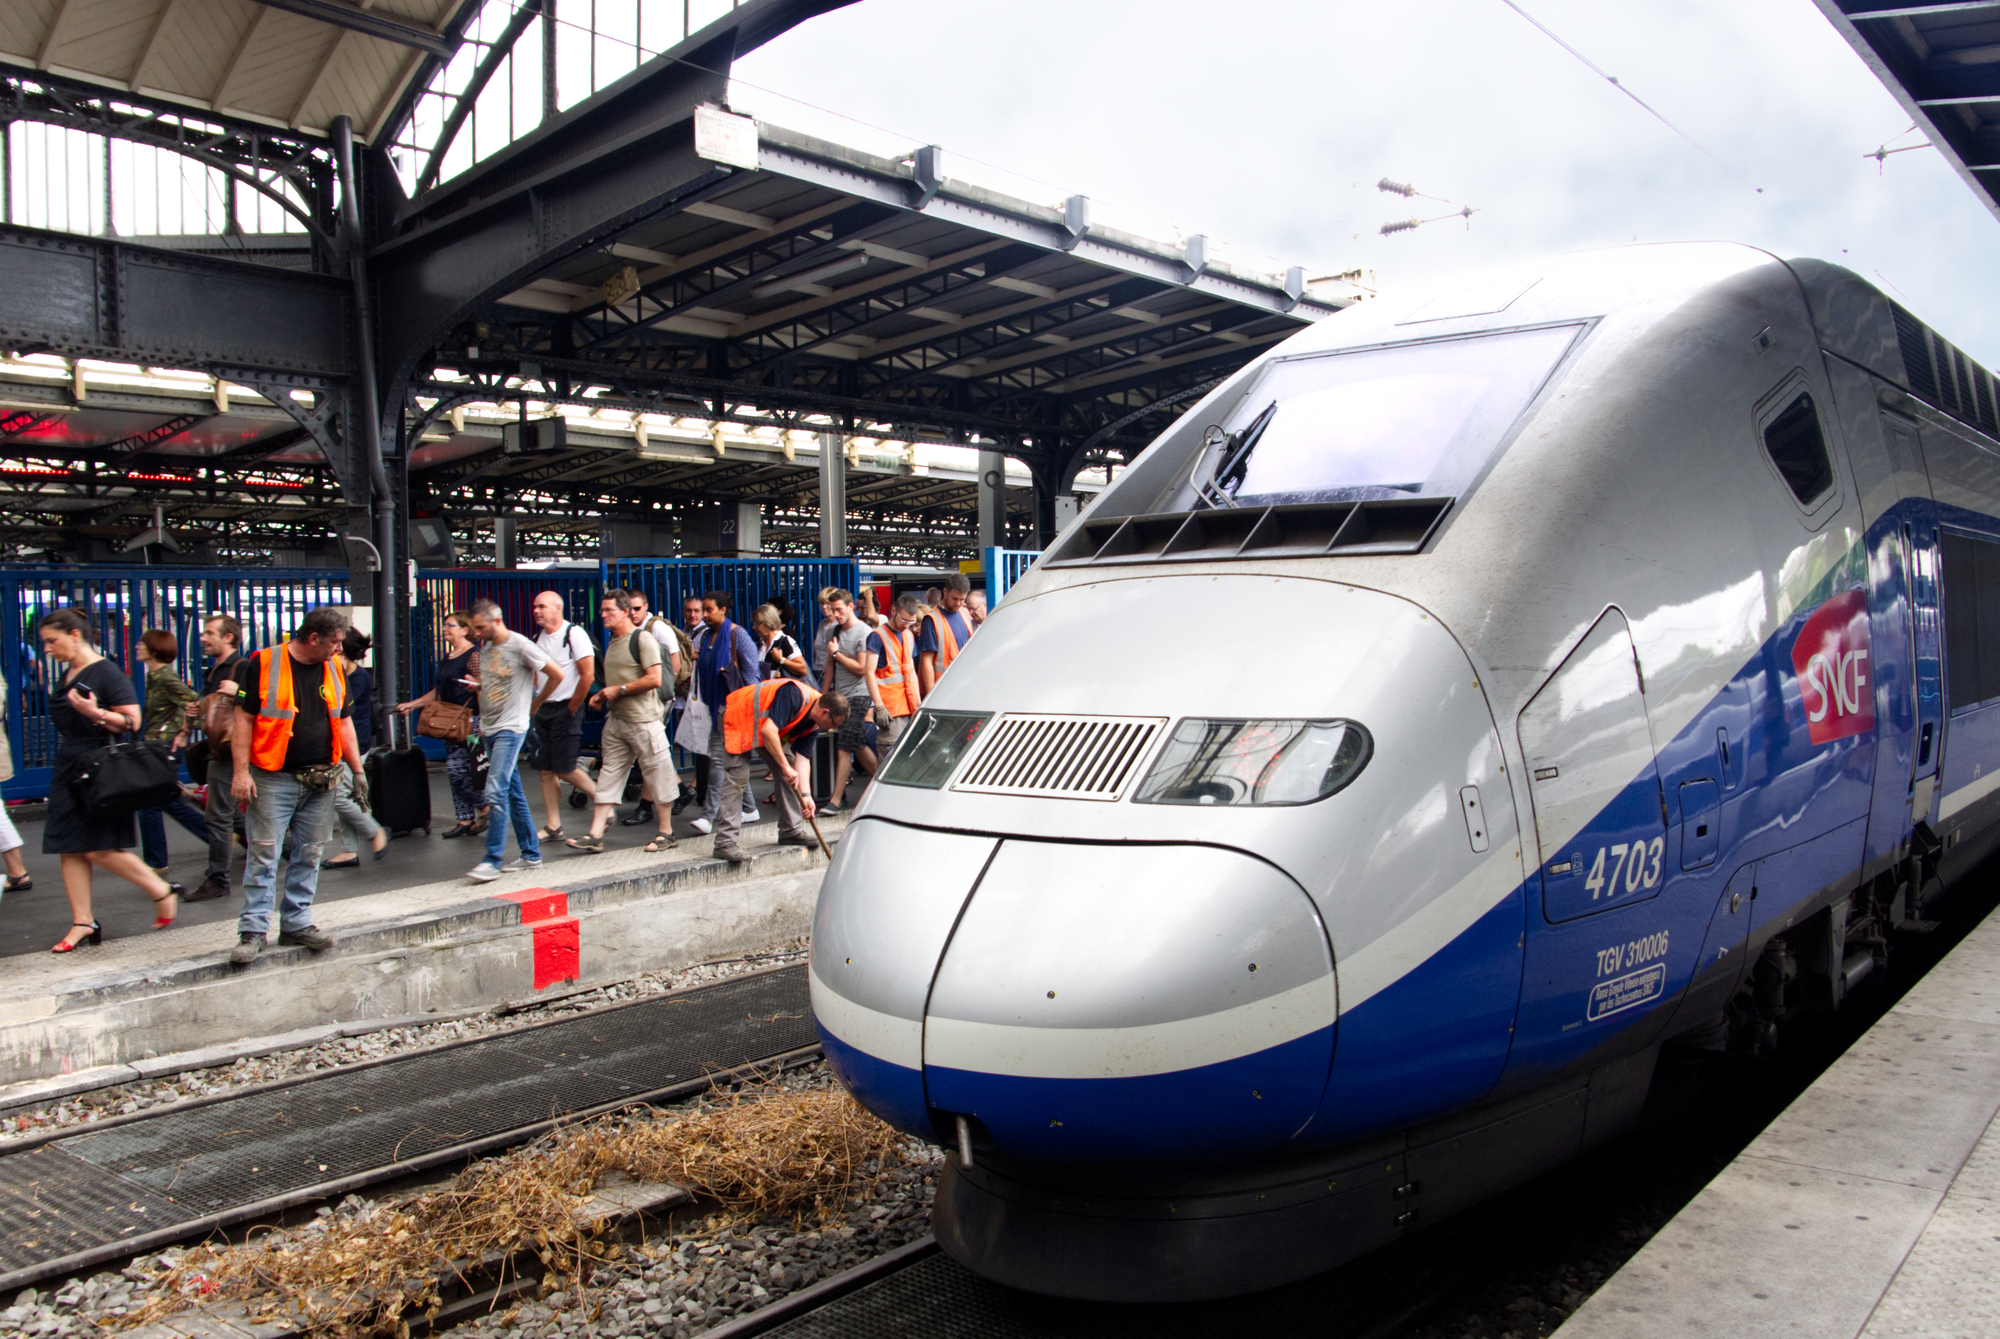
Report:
0,765,849,1106
1555,903,2000,1338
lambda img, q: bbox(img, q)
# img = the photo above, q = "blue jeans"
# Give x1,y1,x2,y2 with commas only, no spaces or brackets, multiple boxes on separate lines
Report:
139,797,209,869
240,767,337,935
483,729,540,866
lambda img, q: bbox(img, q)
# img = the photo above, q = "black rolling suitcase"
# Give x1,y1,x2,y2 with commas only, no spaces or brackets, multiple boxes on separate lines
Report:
365,714,432,837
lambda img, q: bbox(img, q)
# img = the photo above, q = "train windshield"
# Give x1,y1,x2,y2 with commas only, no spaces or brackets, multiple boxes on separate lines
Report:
1183,324,1578,508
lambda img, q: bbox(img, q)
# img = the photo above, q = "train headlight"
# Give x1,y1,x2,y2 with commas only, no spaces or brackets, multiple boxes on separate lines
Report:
878,710,993,788
1132,718,1372,807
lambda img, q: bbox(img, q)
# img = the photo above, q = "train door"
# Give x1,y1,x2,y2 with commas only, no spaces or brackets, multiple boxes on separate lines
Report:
1519,608,1670,923
1856,409,1928,870
1503,608,1681,1083
1897,417,1945,822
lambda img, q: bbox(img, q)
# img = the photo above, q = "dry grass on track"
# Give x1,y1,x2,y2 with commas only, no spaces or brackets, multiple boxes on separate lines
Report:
122,1078,909,1338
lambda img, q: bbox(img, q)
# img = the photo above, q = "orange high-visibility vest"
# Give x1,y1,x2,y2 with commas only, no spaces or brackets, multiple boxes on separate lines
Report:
920,608,960,675
872,625,917,717
247,644,347,772
723,680,819,755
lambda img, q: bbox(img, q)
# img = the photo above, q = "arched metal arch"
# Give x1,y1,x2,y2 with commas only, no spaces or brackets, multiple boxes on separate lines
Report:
0,73,337,249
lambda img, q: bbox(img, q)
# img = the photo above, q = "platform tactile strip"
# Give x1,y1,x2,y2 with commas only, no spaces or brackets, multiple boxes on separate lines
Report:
1860,1108,2000,1339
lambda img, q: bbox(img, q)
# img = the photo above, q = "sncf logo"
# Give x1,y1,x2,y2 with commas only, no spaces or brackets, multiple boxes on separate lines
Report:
1793,589,1873,744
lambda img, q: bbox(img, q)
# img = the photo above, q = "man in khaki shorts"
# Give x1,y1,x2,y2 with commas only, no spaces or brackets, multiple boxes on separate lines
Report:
564,590,677,854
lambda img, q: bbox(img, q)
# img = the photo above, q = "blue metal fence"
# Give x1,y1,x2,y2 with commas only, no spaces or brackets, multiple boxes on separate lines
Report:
606,557,862,630
0,566,352,798
2,558,867,798
983,547,1040,607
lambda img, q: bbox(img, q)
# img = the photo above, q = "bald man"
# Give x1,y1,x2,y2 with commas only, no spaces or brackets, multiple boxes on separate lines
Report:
530,589,597,839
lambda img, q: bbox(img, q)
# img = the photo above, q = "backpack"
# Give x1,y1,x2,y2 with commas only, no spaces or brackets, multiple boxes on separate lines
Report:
548,621,600,692
646,615,695,699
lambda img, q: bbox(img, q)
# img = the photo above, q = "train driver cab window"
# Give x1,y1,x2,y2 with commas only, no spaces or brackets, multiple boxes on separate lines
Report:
1761,391,1835,508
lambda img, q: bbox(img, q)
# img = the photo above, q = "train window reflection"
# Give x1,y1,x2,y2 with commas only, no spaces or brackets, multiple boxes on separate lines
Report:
879,711,992,789
1189,324,1578,508
1132,719,1372,807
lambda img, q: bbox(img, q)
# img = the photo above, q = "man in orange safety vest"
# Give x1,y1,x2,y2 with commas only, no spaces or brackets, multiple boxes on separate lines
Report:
712,680,848,864
226,606,361,965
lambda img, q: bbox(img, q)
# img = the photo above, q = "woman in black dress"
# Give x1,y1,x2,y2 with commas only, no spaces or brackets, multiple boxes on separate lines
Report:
40,609,181,952
395,611,485,837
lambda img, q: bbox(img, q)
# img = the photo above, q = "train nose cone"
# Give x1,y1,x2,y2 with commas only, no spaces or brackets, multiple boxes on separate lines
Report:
811,820,1001,1137
923,840,1336,1164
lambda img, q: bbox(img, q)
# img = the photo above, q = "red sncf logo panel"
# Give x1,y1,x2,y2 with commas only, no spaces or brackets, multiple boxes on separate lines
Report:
1792,589,1873,744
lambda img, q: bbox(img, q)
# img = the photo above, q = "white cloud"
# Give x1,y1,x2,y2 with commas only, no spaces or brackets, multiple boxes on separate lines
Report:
734,0,2000,362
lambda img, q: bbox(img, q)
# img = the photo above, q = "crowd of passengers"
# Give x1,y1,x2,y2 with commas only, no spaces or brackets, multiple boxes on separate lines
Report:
23,577,984,961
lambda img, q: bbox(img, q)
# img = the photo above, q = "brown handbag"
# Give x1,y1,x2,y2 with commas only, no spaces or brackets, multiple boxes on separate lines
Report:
193,691,236,746
417,699,475,744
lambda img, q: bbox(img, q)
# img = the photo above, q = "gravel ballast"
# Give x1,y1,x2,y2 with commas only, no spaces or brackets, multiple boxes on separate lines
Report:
1,1062,939,1339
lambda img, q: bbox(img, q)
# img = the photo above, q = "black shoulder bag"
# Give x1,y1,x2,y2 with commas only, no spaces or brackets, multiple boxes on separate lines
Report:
69,740,182,817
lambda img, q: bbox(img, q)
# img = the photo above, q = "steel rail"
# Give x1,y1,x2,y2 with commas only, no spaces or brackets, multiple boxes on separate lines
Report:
0,964,821,1294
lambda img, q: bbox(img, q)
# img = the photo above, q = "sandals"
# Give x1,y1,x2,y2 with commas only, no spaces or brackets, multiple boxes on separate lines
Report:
537,824,565,842
564,834,605,853
5,873,30,893
644,835,678,854
52,921,102,953
150,883,183,931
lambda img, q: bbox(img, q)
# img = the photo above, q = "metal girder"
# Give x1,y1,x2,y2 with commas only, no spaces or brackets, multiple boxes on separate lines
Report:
0,226,353,377
246,0,457,59
726,241,1044,369
106,413,207,456
0,68,339,245
574,202,905,355
376,2,853,394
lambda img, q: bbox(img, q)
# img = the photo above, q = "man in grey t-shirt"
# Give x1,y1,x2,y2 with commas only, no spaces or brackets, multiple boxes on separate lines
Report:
819,589,880,812
466,600,561,882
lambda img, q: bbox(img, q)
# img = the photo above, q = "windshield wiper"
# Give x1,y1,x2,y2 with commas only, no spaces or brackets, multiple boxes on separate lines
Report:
1193,401,1277,510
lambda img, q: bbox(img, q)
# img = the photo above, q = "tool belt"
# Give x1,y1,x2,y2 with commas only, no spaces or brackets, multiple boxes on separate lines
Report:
291,763,341,792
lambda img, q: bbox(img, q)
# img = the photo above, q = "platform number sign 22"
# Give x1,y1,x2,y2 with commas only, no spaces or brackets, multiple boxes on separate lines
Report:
1584,837,1664,901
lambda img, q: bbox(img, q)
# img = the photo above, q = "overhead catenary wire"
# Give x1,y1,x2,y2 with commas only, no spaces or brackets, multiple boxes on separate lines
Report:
1494,0,1747,186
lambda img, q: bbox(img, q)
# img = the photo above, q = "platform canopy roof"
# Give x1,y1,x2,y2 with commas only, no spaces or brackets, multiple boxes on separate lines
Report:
0,0,1352,565
0,0,478,143
1818,0,2000,221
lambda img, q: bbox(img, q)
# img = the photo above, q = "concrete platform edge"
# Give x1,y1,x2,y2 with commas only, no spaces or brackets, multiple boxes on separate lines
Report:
0,833,836,1093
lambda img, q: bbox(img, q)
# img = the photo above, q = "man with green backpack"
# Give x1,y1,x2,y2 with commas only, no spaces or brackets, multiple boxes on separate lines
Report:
617,589,691,827
564,589,677,854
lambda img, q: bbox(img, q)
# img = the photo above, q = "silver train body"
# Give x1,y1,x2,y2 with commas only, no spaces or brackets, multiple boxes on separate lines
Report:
809,243,2000,1300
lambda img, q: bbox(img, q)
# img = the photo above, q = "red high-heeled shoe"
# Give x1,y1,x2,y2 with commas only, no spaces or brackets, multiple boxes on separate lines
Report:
151,883,184,930
51,922,102,953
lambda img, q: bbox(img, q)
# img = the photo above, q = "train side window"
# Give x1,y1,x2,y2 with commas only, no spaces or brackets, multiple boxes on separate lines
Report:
1762,392,1834,506
1939,529,2000,712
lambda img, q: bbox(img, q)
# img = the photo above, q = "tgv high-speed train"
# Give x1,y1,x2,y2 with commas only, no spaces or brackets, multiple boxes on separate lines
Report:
809,242,2000,1301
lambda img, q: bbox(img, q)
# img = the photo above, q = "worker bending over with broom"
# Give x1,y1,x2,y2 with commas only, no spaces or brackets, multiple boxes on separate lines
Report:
712,679,848,864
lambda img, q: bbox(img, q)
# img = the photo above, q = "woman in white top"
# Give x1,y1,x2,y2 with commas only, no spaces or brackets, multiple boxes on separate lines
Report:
752,604,810,683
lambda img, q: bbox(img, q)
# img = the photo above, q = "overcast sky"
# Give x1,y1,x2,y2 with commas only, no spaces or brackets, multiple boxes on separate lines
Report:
734,0,2000,363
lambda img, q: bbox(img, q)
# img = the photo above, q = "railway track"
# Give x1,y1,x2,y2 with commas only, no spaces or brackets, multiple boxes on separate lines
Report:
0,963,820,1293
